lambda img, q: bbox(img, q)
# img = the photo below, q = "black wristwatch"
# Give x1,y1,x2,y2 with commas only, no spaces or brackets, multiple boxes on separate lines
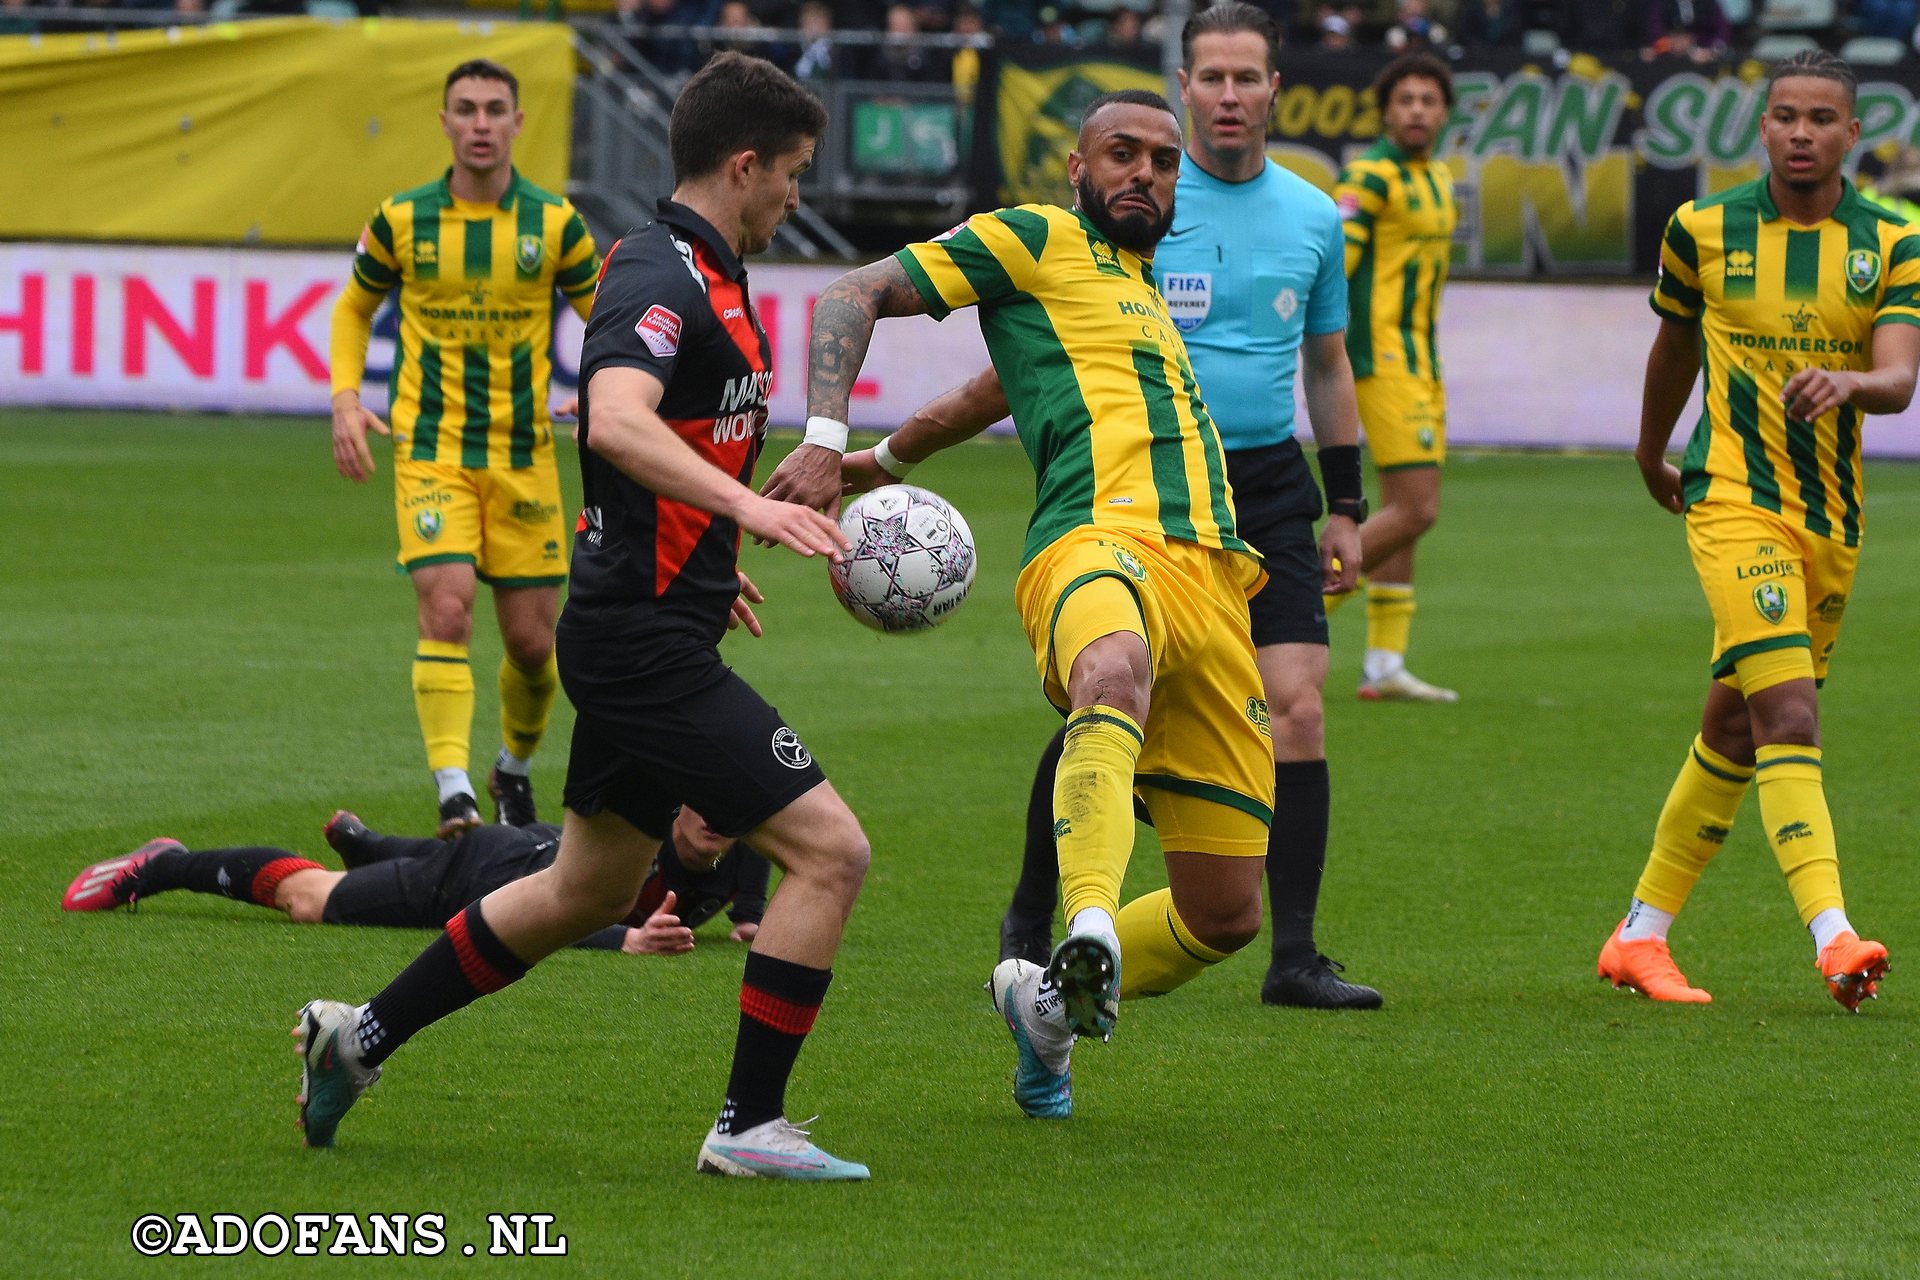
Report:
1328,497,1368,524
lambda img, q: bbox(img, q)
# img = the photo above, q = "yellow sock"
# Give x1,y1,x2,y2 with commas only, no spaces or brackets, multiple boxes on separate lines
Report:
498,652,558,762
1324,574,1367,614
1114,888,1232,998
412,640,473,773
1754,743,1844,925
1365,582,1415,655
1054,705,1144,923
1633,735,1754,913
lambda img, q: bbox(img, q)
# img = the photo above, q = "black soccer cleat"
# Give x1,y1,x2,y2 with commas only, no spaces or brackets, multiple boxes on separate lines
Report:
437,793,483,840
487,767,537,828
999,907,1053,967
1261,954,1383,1011
323,811,379,869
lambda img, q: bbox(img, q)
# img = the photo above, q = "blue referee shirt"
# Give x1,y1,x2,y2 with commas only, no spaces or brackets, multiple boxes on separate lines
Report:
1156,158,1348,452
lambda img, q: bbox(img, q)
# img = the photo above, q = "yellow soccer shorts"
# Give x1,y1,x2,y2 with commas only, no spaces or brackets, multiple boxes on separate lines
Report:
1357,373,1447,471
1685,500,1857,694
394,455,569,586
1015,526,1275,857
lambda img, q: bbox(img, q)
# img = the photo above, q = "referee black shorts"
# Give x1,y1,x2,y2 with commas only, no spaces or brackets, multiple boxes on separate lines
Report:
1226,437,1328,649
560,639,827,842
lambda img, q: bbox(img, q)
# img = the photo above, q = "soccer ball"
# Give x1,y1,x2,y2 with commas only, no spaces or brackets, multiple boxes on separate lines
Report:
829,484,976,633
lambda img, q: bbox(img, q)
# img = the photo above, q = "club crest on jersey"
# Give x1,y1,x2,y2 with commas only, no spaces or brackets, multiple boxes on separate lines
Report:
1752,581,1789,625
1162,273,1211,332
1846,249,1882,292
635,305,682,358
515,235,544,273
414,509,443,542
1113,548,1148,582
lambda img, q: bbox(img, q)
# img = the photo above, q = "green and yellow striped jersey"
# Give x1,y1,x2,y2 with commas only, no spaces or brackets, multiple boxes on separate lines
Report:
1651,177,1920,545
894,204,1253,567
332,168,599,469
1335,138,1456,382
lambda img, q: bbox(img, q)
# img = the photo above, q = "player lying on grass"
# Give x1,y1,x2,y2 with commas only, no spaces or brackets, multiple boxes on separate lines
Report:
62,805,767,956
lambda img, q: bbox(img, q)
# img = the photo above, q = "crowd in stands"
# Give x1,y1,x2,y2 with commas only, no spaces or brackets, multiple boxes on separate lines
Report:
6,0,1915,62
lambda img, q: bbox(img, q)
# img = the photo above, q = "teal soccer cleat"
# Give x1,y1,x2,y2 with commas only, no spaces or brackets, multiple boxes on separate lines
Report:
293,1000,381,1149
697,1117,871,1181
1046,932,1121,1041
989,959,1073,1119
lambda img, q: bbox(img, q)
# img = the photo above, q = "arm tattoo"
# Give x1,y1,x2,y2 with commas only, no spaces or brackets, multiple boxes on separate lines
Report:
806,258,928,421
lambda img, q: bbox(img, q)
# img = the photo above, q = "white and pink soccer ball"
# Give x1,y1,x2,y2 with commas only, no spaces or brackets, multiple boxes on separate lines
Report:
829,484,976,633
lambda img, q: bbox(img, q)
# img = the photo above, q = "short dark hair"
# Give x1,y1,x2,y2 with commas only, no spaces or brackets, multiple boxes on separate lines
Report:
1373,50,1455,110
1181,2,1280,74
444,58,518,106
1080,87,1175,130
670,51,828,183
1767,48,1858,108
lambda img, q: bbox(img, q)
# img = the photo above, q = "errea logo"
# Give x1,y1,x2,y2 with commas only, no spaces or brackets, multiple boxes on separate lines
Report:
1725,249,1756,277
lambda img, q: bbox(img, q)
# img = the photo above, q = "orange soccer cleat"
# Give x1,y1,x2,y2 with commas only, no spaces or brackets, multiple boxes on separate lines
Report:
1816,933,1889,1013
1597,921,1712,1003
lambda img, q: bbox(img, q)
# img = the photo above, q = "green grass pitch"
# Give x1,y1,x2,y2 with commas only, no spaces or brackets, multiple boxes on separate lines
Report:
4,411,1918,1276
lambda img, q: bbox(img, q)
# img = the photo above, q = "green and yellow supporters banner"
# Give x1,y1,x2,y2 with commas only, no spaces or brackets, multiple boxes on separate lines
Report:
0,18,572,245
973,45,1920,277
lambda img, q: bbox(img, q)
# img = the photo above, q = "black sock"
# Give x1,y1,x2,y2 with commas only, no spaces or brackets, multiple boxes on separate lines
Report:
355,901,530,1069
1267,760,1331,969
718,951,833,1136
1008,724,1068,921
137,846,321,906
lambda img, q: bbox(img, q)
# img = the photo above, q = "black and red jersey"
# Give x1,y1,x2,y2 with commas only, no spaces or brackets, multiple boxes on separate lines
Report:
567,200,772,648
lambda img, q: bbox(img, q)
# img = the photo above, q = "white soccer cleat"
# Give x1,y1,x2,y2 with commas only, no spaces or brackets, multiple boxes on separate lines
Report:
989,958,1074,1118
1357,669,1459,703
293,999,381,1148
696,1116,870,1181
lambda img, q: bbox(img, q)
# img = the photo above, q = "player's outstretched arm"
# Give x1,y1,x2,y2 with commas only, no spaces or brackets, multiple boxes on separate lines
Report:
762,258,932,512
1636,318,1702,514
1782,322,1920,420
844,365,1008,494
587,366,848,560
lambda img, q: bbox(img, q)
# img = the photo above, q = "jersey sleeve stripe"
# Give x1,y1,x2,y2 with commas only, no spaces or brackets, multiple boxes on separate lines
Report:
561,211,591,258
352,257,399,292
949,221,1025,298
1654,268,1703,318
555,258,601,292
368,209,397,261
994,207,1051,263
1888,230,1920,270
1662,212,1699,278
894,248,955,320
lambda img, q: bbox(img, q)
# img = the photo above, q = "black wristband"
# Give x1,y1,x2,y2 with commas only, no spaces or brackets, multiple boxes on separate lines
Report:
1316,443,1363,505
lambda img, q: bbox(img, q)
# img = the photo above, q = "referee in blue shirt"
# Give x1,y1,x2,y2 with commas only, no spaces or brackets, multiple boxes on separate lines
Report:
883,4,1381,1009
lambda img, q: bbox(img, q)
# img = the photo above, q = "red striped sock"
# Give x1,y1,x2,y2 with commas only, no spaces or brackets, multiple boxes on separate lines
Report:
356,901,530,1068
250,857,325,907
719,951,833,1135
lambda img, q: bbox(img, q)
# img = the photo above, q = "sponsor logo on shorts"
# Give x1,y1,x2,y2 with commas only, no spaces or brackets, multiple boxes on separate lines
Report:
1735,558,1798,581
1697,823,1730,844
1847,248,1882,292
403,490,450,510
1245,697,1271,733
1752,581,1789,625
543,539,561,560
1813,592,1848,622
414,509,443,542
635,305,682,358
1774,820,1813,842
1052,818,1071,840
1112,549,1147,582
510,499,559,525
1416,427,1436,450
771,726,812,770
515,234,544,273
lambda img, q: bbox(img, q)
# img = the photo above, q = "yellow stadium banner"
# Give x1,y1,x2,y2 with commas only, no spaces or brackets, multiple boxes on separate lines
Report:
0,18,574,245
994,58,1160,208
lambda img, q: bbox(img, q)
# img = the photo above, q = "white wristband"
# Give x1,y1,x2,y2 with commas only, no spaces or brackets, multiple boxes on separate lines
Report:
802,415,850,453
872,434,917,479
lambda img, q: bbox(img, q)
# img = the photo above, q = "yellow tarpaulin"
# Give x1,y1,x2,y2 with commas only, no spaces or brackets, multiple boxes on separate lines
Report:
1,17,574,245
